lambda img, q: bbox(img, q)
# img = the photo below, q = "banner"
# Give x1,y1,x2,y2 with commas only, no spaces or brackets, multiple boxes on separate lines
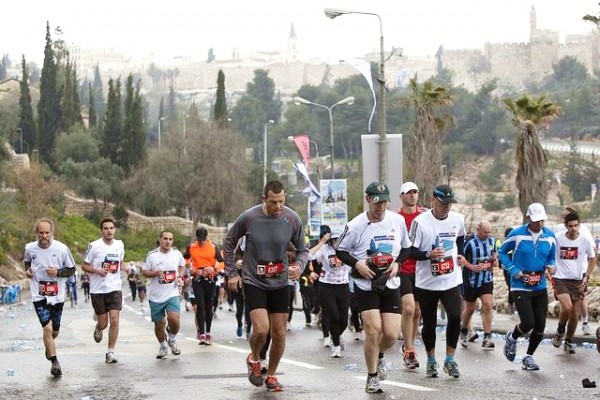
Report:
291,134,311,171
350,58,376,133
293,162,320,200
320,179,348,236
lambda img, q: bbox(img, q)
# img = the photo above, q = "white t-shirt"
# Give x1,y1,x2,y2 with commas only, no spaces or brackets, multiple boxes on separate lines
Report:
411,210,466,291
83,238,125,294
143,248,186,303
554,231,595,279
336,210,410,291
24,240,76,304
310,244,350,285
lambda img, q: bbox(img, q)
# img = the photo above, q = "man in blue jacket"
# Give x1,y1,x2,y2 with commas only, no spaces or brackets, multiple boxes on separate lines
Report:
499,203,556,371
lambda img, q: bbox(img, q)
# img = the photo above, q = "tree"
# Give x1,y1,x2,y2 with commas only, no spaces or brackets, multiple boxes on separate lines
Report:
121,74,146,173
38,22,62,165
92,64,105,123
101,78,122,164
88,82,97,128
60,56,83,131
246,69,282,123
400,76,454,200
0,53,9,80
18,55,36,155
213,69,227,128
503,94,561,218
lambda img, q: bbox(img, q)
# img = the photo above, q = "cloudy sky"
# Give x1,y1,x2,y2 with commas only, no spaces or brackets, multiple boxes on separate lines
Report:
2,0,599,65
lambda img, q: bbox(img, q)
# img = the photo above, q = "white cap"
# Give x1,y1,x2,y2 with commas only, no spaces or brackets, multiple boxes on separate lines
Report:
400,182,419,194
526,202,548,222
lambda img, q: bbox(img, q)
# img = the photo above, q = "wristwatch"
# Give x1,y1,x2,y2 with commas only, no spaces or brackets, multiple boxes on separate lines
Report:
425,251,431,260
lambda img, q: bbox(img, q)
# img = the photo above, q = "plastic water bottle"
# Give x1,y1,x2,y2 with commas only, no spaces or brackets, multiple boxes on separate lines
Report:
344,363,358,370
582,342,594,349
6,369,15,376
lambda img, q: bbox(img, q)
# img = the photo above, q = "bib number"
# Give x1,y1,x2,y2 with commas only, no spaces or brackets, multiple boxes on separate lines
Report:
431,256,455,276
522,271,542,287
159,271,177,284
102,260,120,274
39,281,59,296
257,261,284,278
327,254,343,268
559,247,578,260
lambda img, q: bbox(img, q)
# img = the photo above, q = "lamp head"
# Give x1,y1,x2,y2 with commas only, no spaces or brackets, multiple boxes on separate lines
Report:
292,96,311,106
324,8,350,19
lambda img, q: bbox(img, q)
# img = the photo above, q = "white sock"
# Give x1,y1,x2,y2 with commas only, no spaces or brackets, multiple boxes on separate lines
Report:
582,317,589,324
168,332,177,342
159,341,167,348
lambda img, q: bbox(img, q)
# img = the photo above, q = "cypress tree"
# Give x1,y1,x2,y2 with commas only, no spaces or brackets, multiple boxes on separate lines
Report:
101,77,122,164
93,64,105,124
121,74,135,172
213,69,227,128
18,55,36,154
131,79,146,169
88,82,97,128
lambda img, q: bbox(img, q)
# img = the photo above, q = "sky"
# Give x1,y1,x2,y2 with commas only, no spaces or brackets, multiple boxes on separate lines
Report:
2,0,600,65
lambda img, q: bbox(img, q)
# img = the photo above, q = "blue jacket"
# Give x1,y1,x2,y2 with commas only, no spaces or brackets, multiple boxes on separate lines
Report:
498,224,556,292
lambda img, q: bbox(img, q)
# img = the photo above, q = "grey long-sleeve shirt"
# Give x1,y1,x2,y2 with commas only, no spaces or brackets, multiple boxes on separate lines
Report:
223,205,308,290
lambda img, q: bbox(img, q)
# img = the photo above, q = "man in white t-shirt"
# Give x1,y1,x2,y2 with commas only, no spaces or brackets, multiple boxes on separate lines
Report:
81,217,125,364
24,218,76,378
551,212,596,353
142,230,186,359
336,181,411,394
409,184,466,379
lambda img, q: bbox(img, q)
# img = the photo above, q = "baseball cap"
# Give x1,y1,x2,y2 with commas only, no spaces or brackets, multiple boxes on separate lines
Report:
526,202,548,222
319,225,332,239
400,181,419,194
365,181,390,202
195,227,208,239
433,184,457,204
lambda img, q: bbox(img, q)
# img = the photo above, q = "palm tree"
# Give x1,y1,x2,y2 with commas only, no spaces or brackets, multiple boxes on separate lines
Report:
503,94,561,219
399,76,454,202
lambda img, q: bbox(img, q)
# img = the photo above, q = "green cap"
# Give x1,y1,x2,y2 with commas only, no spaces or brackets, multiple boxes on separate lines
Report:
365,181,390,203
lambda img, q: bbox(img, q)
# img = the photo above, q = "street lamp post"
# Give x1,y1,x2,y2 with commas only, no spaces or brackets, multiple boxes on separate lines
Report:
292,96,354,179
157,117,165,150
263,120,275,188
324,8,387,183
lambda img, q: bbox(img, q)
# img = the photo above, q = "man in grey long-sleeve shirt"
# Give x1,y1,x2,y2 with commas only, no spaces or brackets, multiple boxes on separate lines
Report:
223,180,308,392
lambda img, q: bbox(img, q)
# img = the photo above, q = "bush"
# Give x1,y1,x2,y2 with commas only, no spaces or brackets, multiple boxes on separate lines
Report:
502,193,516,208
482,194,503,211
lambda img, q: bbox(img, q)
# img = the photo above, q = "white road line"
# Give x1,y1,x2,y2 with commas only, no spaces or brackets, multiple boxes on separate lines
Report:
353,376,437,392
184,338,325,369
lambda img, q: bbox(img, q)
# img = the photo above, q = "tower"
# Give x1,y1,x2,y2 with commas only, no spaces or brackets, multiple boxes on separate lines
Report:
287,23,298,62
530,5,537,39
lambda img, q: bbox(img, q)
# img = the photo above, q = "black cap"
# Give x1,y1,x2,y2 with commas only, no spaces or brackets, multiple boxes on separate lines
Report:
319,225,331,239
433,184,457,204
196,227,208,239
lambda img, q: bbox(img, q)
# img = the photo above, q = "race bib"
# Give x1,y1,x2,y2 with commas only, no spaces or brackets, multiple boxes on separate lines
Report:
431,256,455,276
39,281,59,296
327,254,343,268
102,255,120,274
257,261,284,278
480,259,492,271
159,271,177,284
522,270,543,287
367,253,394,272
559,247,578,260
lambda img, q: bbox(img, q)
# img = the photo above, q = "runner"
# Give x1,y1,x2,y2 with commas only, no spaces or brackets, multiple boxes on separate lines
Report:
223,180,308,392
142,230,186,359
336,181,410,393
499,203,556,370
409,184,466,379
81,217,126,364
551,212,595,353
24,218,76,377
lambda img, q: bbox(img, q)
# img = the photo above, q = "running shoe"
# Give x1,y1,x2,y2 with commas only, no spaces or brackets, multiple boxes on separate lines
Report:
459,330,468,348
196,330,202,340
168,340,181,355
403,350,420,369
582,323,591,335
503,331,517,362
521,355,539,370
596,327,600,353
265,375,284,392
205,333,212,345
468,331,479,342
236,326,243,337
563,341,576,354
50,360,62,377
331,345,341,358
323,336,331,348
376,357,388,380
198,333,207,345
339,336,346,351
482,337,495,349
426,361,439,377
93,328,103,343
365,375,383,393
286,322,292,331
552,331,563,348
156,346,168,359
105,352,118,364
443,360,460,378
246,354,264,387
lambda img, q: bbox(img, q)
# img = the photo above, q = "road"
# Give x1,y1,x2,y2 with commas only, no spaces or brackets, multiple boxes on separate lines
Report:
1,289,600,400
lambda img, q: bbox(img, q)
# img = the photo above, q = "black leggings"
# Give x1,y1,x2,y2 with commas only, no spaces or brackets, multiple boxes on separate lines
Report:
300,285,317,323
287,284,295,323
192,278,215,334
415,286,462,352
503,269,513,305
317,282,350,346
350,291,362,332
512,289,547,356
234,289,245,328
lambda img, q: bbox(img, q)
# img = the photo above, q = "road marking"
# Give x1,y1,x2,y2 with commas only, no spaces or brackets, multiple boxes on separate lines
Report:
184,338,325,369
353,376,437,391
